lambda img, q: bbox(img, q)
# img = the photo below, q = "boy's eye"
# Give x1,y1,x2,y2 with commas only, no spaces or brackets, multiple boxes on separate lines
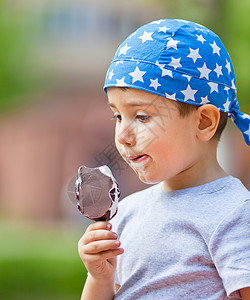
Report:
110,114,150,122
136,115,150,122
110,114,122,122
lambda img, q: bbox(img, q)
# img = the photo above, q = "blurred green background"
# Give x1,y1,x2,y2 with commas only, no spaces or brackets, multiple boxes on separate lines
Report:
0,0,249,299
0,220,87,300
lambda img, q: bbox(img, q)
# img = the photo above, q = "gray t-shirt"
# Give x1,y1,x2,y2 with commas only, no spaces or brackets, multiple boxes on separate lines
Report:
111,176,250,299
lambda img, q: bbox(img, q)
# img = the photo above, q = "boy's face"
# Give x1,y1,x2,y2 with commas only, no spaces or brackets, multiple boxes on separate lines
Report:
107,87,200,186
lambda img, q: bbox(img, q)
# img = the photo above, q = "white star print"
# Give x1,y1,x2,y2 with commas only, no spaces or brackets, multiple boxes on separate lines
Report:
187,48,202,63
195,22,205,28
108,69,114,80
225,59,231,74
243,114,250,120
244,125,250,142
223,98,231,111
116,77,127,86
155,61,165,68
181,84,198,101
231,78,236,89
158,26,169,33
200,96,210,105
198,63,212,79
208,82,218,93
152,20,164,24
214,63,223,77
138,31,154,43
116,60,124,66
161,68,172,77
182,74,192,82
129,66,146,83
224,86,230,91
118,43,131,56
168,57,182,69
165,92,176,100
149,78,161,90
195,27,208,33
130,58,139,65
210,41,221,56
194,23,210,32
128,32,136,39
156,61,172,76
166,38,180,50
177,19,189,23
196,34,205,44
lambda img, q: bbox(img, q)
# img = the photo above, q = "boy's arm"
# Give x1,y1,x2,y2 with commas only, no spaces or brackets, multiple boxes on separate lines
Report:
80,274,116,300
80,278,121,300
240,287,250,300
78,221,124,300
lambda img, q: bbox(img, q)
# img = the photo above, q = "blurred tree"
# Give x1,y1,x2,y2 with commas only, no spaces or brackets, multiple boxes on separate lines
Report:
0,1,44,114
145,0,216,28
217,0,250,112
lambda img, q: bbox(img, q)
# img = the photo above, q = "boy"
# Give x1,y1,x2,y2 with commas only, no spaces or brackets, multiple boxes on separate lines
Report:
78,19,250,299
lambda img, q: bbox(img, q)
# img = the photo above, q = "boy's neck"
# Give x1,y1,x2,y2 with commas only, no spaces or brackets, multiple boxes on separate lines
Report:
162,146,227,192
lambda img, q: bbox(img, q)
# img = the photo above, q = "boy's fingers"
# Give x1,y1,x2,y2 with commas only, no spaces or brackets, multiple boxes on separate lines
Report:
86,248,124,263
82,230,117,245
85,221,112,233
96,248,124,261
83,239,121,254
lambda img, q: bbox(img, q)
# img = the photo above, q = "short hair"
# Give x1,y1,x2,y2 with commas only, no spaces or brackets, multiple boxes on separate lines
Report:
173,101,228,141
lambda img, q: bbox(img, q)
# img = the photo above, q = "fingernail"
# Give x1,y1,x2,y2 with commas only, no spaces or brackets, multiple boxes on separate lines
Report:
107,223,112,230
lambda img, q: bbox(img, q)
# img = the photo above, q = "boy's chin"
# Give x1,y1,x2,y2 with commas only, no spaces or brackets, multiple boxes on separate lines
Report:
136,172,161,185
141,179,158,185
128,163,161,185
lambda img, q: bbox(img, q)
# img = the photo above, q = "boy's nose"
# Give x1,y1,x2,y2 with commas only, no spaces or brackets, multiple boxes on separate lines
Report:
116,123,136,147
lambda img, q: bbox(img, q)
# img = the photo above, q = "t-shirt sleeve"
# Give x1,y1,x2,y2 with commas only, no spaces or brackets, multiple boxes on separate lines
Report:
208,199,250,297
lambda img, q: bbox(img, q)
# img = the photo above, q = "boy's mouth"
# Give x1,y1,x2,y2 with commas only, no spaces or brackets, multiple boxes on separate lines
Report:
126,154,150,163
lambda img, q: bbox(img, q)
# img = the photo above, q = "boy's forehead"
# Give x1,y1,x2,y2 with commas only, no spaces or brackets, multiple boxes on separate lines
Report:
107,87,164,108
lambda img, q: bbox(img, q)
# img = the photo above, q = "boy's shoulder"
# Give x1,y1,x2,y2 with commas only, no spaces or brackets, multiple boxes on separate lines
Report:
118,176,250,213
210,175,250,203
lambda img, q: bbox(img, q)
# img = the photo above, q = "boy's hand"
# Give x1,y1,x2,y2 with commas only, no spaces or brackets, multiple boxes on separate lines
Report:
78,221,124,283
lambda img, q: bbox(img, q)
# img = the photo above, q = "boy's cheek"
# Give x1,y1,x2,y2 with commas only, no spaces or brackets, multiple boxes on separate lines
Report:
115,138,122,155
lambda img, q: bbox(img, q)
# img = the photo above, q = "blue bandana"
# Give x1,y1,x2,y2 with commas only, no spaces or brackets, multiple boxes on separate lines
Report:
104,19,250,146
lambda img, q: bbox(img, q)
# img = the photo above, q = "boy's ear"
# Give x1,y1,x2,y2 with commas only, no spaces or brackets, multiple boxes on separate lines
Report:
196,104,220,142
